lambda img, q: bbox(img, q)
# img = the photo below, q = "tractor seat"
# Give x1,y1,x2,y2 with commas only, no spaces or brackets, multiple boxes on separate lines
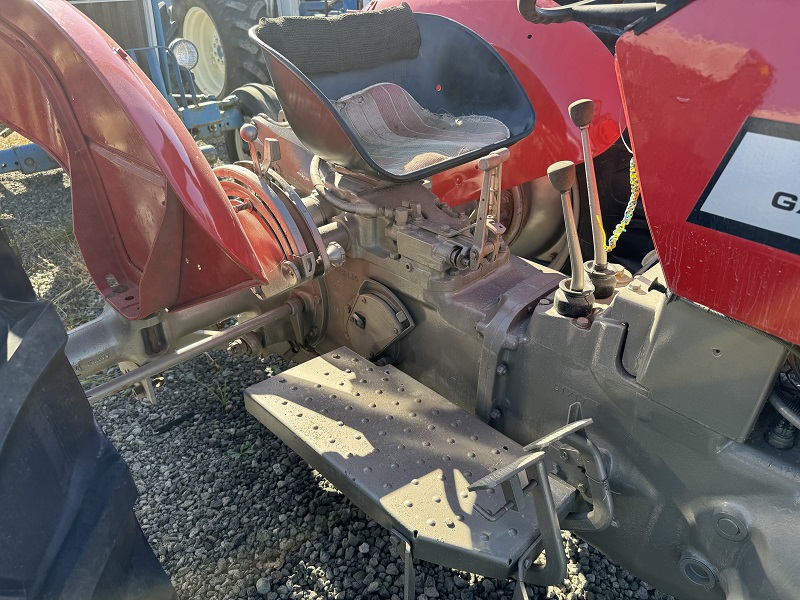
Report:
251,4,534,183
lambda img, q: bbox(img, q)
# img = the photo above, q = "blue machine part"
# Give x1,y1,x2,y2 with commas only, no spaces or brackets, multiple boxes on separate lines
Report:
2,0,240,176
299,0,361,16
0,143,60,175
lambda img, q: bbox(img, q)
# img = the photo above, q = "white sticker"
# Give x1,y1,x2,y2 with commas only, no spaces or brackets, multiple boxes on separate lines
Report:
689,117,800,254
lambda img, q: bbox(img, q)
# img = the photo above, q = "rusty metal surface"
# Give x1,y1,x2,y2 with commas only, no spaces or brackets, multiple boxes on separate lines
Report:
245,347,575,579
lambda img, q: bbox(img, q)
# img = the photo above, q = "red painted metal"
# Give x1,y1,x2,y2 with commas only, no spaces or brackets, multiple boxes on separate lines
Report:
616,0,800,344
0,0,285,319
370,0,623,206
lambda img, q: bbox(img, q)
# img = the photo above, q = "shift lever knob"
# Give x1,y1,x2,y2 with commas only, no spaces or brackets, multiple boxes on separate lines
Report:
568,99,594,129
547,160,577,193
239,122,261,174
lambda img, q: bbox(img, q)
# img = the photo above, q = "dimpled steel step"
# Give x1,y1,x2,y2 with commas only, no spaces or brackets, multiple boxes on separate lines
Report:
244,347,576,579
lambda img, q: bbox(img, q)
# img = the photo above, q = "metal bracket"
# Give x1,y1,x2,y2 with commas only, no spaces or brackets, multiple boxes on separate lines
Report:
285,296,303,342
525,403,614,532
118,360,157,403
293,252,316,279
390,530,415,600
470,148,509,269
468,451,545,521
468,452,566,587
345,280,415,360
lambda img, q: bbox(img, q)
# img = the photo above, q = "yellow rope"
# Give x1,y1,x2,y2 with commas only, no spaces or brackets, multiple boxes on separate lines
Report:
606,158,640,252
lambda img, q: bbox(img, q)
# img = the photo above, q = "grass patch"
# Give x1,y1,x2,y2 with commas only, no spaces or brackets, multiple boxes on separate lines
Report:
18,221,96,328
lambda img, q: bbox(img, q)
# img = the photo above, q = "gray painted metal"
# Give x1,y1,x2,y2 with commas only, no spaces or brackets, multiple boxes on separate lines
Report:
636,295,786,442
245,347,576,580
67,287,277,378
302,170,799,598
86,302,294,403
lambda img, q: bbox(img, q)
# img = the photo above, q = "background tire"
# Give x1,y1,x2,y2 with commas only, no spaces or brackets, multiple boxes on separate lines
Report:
0,235,176,600
224,83,283,162
174,0,272,98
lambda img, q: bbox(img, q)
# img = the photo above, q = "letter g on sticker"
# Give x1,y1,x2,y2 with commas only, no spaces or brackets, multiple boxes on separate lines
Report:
772,192,798,211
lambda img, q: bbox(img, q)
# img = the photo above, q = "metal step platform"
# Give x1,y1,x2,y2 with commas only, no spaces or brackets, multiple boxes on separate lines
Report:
245,347,577,582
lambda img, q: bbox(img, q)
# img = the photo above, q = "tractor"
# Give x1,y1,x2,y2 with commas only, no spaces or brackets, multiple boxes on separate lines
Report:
2,0,800,599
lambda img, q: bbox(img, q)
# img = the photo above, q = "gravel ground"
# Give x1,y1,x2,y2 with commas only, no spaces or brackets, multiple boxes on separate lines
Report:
0,135,674,600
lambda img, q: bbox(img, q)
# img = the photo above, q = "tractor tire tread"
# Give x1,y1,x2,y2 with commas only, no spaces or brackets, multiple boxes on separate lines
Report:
0,236,176,599
223,83,282,162
175,0,271,97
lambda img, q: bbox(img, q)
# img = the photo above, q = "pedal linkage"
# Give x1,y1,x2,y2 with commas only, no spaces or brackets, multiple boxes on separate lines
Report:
467,406,613,592
468,447,565,587
525,404,613,532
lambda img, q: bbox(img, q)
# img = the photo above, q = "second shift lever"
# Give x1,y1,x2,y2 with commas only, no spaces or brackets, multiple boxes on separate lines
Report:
547,161,594,318
569,99,618,299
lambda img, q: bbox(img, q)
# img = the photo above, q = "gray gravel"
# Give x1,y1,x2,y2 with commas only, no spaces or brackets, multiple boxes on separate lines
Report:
0,138,674,600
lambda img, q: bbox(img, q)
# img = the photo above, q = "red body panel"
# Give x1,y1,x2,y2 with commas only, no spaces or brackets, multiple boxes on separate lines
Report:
0,0,284,319
617,0,800,344
370,0,623,206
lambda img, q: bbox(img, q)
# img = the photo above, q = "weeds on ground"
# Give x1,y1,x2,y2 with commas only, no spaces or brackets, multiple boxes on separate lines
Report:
227,441,254,458
191,376,230,409
212,380,229,408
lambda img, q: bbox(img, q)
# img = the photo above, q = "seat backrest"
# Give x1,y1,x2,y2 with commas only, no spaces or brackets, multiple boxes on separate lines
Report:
256,4,422,76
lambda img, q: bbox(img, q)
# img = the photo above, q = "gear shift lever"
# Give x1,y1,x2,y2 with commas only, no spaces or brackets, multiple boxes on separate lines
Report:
568,99,618,299
547,161,594,317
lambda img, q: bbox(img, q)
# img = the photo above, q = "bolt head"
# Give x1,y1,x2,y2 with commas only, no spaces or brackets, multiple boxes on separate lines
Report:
575,316,591,329
326,242,346,268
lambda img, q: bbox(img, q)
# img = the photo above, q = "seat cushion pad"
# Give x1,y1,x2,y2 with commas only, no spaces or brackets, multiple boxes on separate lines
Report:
333,83,509,176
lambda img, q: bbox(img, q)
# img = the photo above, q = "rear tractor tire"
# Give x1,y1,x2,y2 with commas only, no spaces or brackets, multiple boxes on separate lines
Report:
174,0,272,98
0,231,177,599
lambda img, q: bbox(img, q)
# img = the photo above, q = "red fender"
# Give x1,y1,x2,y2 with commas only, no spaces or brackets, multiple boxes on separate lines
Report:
368,0,623,205
617,0,800,345
0,0,283,319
